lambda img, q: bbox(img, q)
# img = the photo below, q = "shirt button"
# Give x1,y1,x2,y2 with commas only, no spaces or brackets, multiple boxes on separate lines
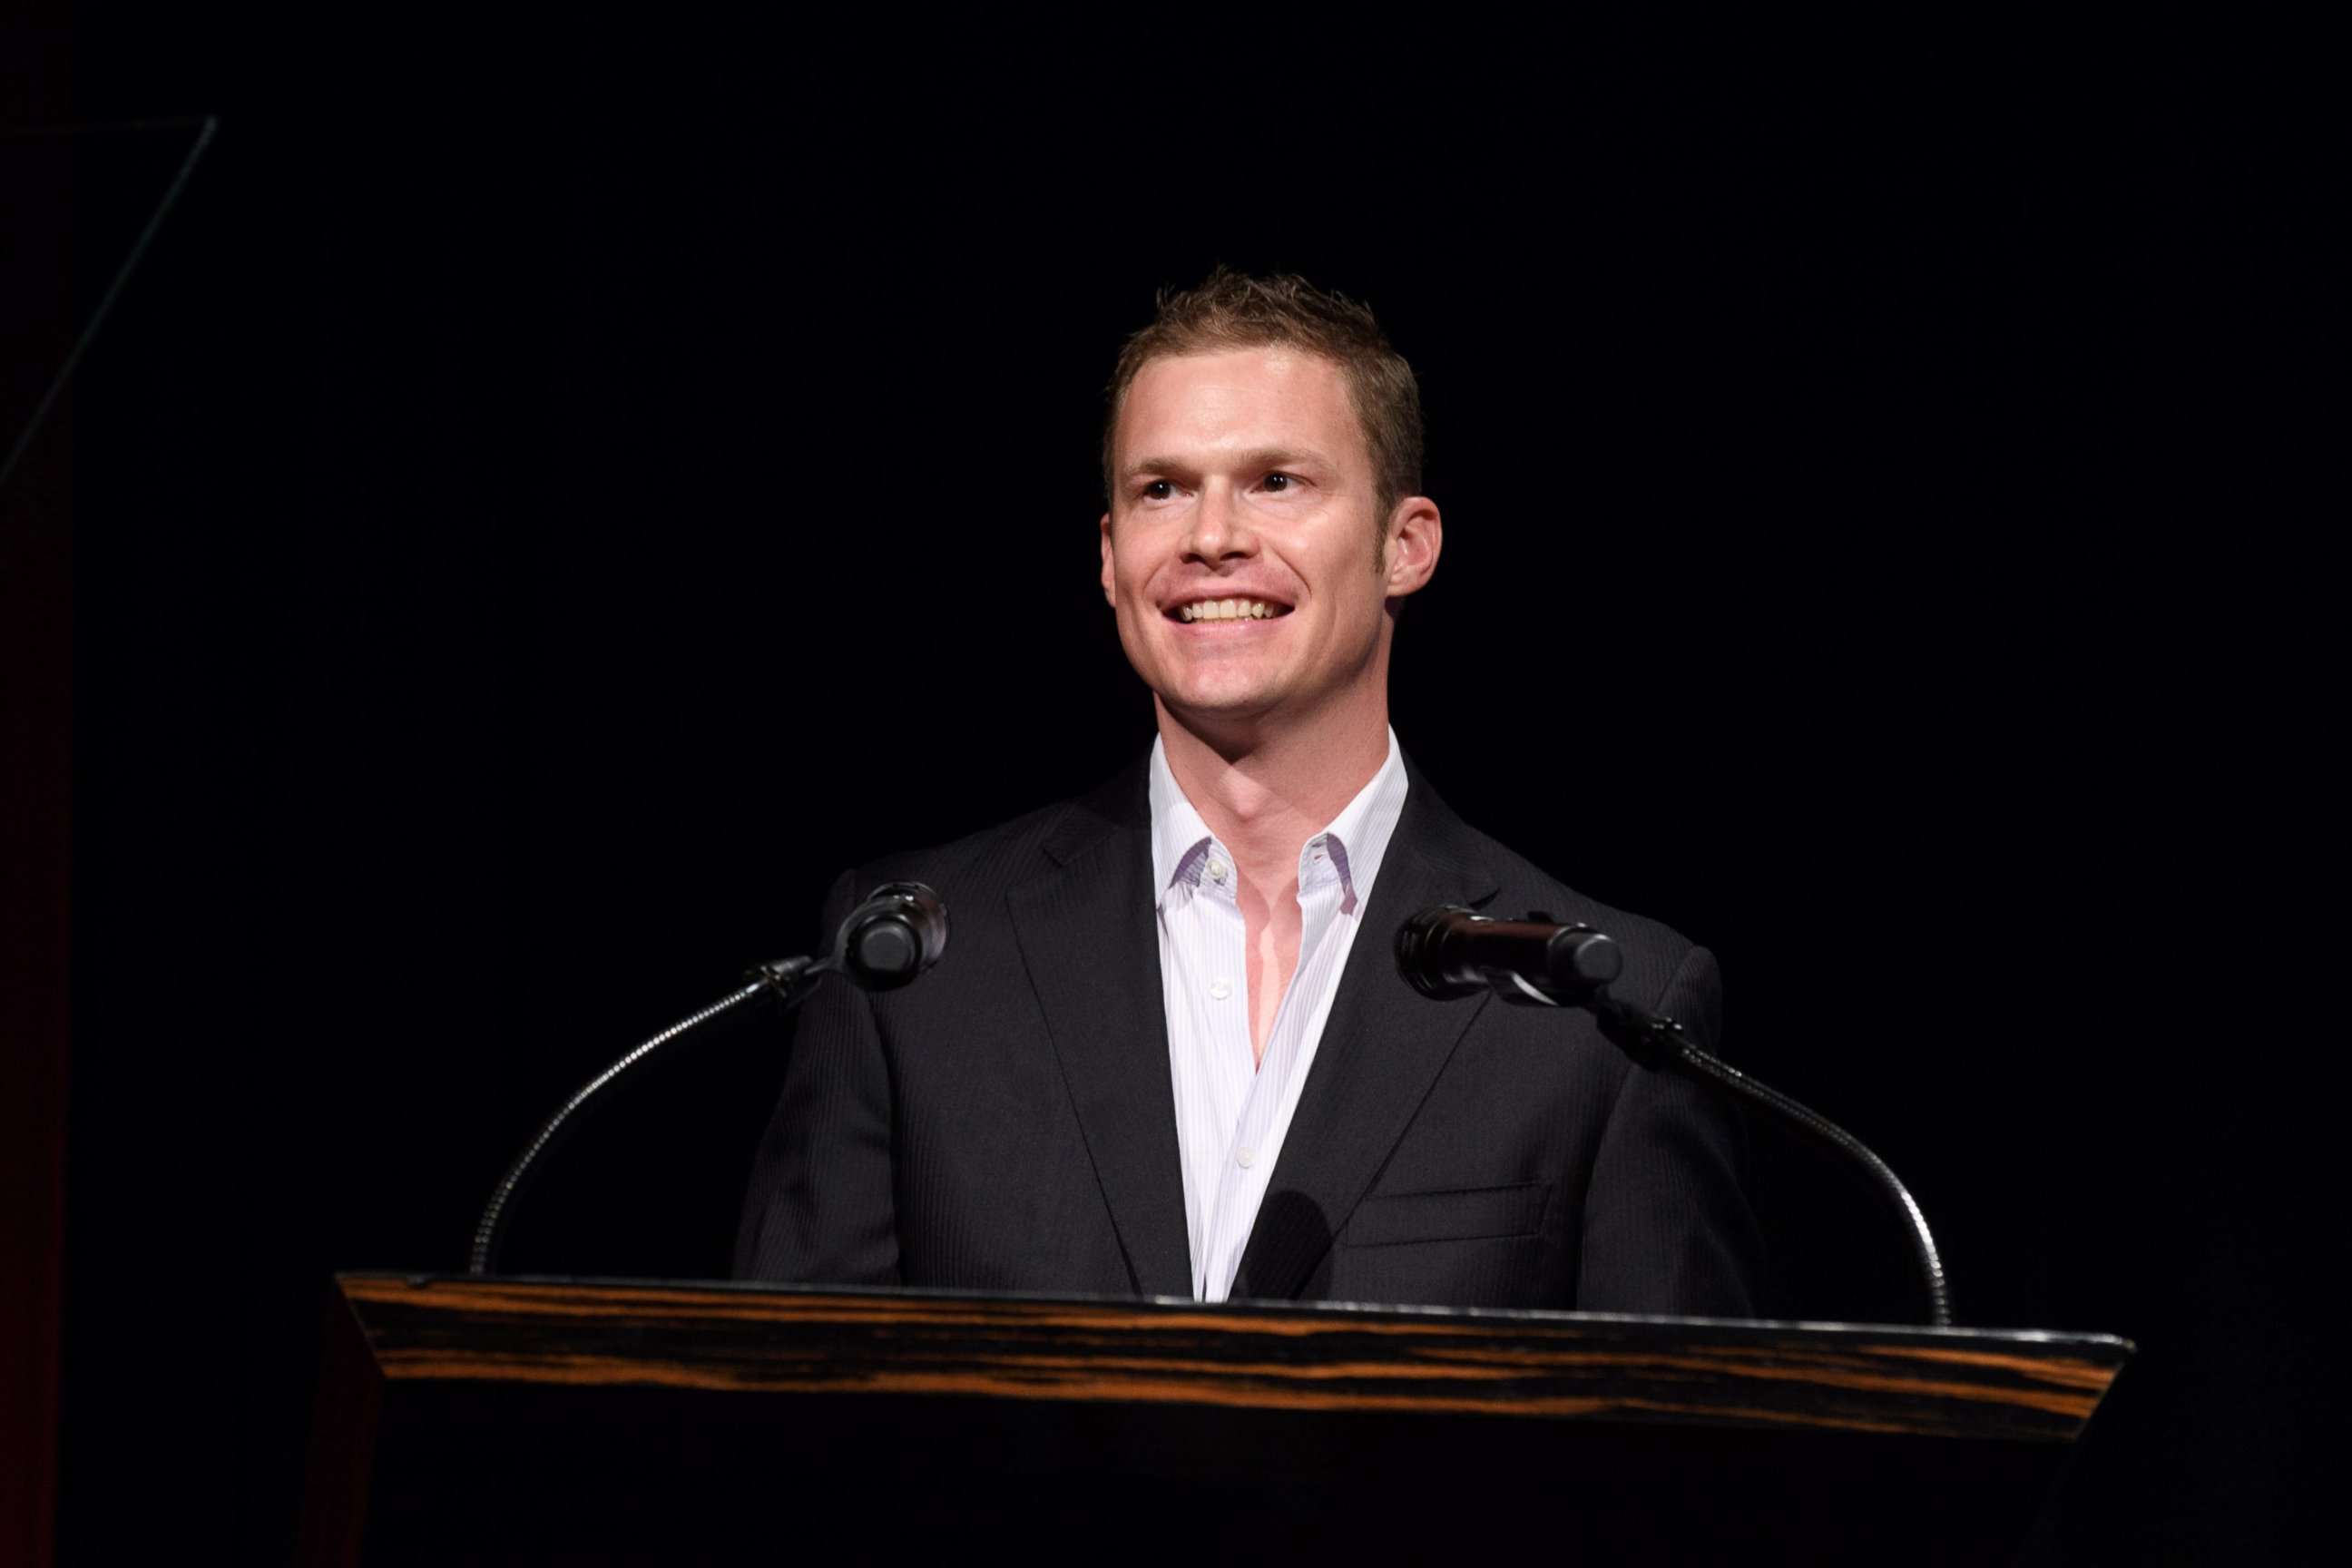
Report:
1236,1146,1256,1168
1206,858,1229,883
1210,978,1231,1000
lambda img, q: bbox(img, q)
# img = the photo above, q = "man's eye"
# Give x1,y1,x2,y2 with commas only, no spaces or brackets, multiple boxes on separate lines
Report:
1262,473,1295,493
1141,480,1174,501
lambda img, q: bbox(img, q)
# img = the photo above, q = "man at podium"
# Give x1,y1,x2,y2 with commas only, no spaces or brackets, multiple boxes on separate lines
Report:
737,270,1761,1315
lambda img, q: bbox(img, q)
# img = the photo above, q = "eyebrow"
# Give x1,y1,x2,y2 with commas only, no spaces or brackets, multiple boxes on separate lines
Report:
1120,447,1327,483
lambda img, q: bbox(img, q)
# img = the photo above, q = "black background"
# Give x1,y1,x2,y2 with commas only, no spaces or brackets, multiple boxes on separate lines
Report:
27,38,2335,1566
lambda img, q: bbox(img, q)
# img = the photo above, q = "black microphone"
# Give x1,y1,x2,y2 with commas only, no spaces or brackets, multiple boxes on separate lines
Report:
830,881,949,991
1396,906,1622,1006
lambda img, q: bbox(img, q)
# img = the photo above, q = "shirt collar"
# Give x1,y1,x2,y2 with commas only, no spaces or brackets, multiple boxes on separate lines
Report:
1148,730,1410,915
1147,743,1217,900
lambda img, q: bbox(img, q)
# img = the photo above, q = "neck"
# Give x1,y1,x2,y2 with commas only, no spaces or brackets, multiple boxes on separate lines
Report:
1154,693,1391,886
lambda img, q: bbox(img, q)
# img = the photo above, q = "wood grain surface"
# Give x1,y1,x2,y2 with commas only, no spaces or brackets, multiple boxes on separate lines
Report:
337,1275,2129,1442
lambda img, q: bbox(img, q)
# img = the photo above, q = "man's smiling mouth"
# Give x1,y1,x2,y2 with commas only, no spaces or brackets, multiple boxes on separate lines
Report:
1169,597,1292,623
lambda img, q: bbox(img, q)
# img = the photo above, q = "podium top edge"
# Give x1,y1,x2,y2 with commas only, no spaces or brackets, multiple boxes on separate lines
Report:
332,1270,2136,1359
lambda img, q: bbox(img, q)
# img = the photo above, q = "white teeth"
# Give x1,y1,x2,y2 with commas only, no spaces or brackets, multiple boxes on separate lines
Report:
1178,598,1279,622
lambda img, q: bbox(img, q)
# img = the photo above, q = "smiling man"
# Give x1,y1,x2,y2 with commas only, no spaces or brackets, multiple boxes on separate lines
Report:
737,270,1761,1315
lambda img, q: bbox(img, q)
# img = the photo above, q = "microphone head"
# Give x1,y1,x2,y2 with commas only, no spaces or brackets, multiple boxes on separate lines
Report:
1396,904,1622,1006
1396,906,1488,1000
837,881,949,991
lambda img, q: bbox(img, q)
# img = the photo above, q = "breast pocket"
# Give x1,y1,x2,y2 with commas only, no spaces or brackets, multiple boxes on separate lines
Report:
1340,1182,1552,1249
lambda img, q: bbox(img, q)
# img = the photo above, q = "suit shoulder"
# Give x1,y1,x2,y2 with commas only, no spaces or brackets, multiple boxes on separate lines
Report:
844,760,1146,899
1456,823,1720,1040
851,799,1071,889
1438,814,1702,974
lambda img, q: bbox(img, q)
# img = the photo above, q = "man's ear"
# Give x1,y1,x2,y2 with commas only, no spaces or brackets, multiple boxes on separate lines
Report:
1099,512,1117,604
1382,497,1443,601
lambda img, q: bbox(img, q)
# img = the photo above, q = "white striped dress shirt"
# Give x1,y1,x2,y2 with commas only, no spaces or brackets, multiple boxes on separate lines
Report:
1148,731,1411,1302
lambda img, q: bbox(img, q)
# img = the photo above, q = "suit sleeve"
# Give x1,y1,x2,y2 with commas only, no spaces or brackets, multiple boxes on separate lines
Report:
1575,943,1765,1316
733,868,903,1286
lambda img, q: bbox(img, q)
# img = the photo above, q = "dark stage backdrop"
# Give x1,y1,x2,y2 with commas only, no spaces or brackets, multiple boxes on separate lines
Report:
34,55,2330,1568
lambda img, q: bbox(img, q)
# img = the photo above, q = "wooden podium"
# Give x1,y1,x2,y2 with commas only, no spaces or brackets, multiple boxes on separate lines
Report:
303,1274,2131,1565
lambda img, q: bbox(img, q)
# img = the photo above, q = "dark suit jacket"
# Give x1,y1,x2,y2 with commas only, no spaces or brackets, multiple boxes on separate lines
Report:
735,756,1762,1315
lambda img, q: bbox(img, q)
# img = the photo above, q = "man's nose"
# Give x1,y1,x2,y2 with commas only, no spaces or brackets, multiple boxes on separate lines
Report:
1182,483,1256,563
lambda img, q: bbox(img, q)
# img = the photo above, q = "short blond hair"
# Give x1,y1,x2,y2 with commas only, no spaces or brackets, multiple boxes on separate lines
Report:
1103,268,1424,526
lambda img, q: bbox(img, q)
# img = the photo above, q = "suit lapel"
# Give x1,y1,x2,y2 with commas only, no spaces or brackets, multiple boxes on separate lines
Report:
1231,764,1500,1301
1006,768,1194,1298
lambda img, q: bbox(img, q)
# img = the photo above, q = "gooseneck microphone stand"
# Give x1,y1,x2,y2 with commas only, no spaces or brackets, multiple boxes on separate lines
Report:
1397,907,1954,1328
468,883,947,1277
1586,995,1954,1328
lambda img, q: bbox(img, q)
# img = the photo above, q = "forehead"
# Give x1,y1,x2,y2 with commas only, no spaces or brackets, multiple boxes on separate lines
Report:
1115,348,1366,469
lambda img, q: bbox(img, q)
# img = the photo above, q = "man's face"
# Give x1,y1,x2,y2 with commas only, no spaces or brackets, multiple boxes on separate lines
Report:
1099,348,1437,739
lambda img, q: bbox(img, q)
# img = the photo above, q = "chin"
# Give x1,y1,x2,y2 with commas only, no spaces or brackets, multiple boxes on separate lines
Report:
1133,655,1265,711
